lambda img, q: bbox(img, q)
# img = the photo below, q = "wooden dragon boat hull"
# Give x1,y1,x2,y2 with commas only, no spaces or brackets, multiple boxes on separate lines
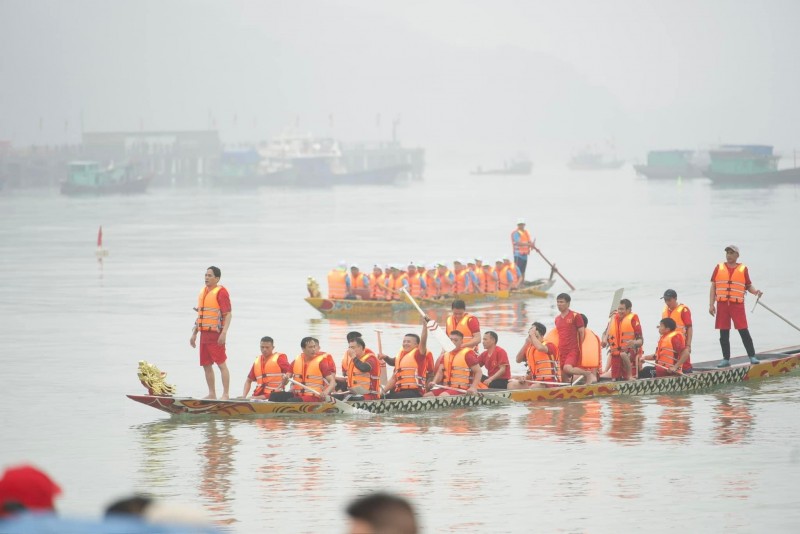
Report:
305,278,555,316
507,347,800,402
128,347,800,418
127,390,510,417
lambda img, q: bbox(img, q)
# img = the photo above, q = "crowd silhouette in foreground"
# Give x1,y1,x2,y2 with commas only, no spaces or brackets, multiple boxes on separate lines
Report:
0,463,418,533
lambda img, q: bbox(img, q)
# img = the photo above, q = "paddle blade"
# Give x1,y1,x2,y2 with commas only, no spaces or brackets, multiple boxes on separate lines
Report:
609,288,624,316
427,320,455,352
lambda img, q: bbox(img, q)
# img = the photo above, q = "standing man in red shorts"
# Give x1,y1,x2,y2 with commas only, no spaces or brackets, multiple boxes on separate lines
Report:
709,245,763,367
555,293,596,384
190,266,232,399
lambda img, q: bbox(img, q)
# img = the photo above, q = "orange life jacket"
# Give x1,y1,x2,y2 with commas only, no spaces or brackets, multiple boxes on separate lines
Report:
348,272,367,290
507,264,520,287
714,262,747,303
512,228,532,256
662,304,689,336
370,272,386,299
446,313,476,341
347,352,380,393
385,273,407,301
443,348,475,389
327,269,347,299
291,354,328,397
579,328,602,369
252,353,287,396
479,268,498,292
607,312,640,357
525,343,560,382
407,272,425,298
196,286,224,332
497,265,512,290
437,269,454,295
394,348,427,391
656,331,685,368
424,271,438,298
452,269,469,294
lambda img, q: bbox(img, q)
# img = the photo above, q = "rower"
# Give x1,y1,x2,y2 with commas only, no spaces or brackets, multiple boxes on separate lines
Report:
424,330,483,396
508,322,561,389
290,337,337,401
383,319,434,399
640,318,692,378
240,336,291,399
338,338,381,400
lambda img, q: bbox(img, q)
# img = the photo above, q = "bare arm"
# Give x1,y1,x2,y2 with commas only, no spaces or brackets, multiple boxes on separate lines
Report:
464,331,482,350
516,340,531,363
485,364,507,385
468,364,482,394
709,282,716,316
241,378,253,398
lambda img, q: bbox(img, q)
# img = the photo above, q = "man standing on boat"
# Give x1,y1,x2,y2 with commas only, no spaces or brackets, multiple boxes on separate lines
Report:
601,299,643,381
478,331,510,389
190,266,232,400
662,289,693,353
511,218,533,283
555,293,596,385
709,245,763,367
445,299,481,350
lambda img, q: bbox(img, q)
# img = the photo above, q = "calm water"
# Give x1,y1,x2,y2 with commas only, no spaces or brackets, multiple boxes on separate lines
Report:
2,167,800,533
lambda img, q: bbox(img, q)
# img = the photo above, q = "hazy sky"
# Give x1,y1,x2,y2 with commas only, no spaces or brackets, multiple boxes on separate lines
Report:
1,0,798,164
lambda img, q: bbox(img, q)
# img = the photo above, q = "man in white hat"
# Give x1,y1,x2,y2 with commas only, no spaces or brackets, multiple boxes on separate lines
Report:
709,245,763,367
345,264,370,300
511,218,533,283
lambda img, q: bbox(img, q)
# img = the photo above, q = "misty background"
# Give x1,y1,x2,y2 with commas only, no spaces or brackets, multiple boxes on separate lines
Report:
1,0,799,166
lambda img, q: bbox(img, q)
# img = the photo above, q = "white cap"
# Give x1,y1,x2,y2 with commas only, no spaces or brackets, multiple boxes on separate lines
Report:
337,260,347,269
350,263,359,269
517,218,526,225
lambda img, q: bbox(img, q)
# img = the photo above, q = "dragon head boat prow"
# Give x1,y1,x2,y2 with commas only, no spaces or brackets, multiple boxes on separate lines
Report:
137,360,176,396
307,277,322,298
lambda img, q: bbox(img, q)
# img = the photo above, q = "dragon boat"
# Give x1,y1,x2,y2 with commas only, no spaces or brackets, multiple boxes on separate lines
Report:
304,277,556,316
129,347,800,418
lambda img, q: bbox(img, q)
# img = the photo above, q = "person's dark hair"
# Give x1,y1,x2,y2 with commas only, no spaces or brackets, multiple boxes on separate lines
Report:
556,293,571,303
346,492,417,534
532,322,546,337
207,266,221,278
260,336,274,344
346,331,363,342
450,330,464,339
660,318,677,331
620,298,632,310
485,331,498,343
351,338,366,349
580,314,588,327
105,495,153,518
301,336,315,349
404,333,420,344
451,299,466,310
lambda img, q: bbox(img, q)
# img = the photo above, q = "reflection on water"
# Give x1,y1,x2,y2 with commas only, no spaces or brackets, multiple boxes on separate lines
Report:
198,420,239,524
607,398,646,444
713,393,754,445
656,395,693,442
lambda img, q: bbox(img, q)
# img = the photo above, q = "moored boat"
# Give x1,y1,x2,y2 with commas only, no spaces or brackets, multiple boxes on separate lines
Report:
471,159,533,176
568,152,625,170
304,278,555,316
704,144,800,185
633,149,707,179
61,161,151,195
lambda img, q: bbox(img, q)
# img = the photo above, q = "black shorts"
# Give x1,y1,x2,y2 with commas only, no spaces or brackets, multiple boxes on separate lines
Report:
386,389,422,399
487,378,509,389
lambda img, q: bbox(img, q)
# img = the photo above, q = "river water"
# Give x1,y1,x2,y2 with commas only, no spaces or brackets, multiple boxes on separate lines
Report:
2,167,800,533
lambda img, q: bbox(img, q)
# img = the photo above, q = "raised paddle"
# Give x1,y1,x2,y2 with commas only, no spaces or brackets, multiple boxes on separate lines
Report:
401,287,456,352
286,378,369,415
755,300,800,333
531,239,576,290
375,329,388,387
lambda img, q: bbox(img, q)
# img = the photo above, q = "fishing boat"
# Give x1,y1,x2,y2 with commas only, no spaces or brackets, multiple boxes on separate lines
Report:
703,144,800,185
304,277,556,316
61,161,151,195
633,149,707,179
567,151,625,170
471,158,533,176
127,346,800,418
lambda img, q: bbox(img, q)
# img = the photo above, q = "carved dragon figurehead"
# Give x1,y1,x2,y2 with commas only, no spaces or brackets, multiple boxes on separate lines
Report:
137,360,176,396
307,277,322,298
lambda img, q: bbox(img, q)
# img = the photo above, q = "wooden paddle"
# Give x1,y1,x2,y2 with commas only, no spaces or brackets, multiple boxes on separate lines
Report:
755,300,800,333
286,378,369,415
401,287,456,352
524,379,572,386
531,239,575,290
375,329,388,387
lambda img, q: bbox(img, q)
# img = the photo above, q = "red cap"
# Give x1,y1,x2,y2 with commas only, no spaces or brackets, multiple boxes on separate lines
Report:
0,464,62,516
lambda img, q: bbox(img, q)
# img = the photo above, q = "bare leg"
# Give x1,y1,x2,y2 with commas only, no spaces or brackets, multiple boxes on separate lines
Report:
620,353,631,381
564,365,596,385
203,365,217,399
218,362,230,400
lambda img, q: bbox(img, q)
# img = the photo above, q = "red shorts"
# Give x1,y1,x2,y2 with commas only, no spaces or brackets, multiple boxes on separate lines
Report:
715,301,748,330
560,351,580,369
199,334,227,366
431,387,464,396
609,352,634,379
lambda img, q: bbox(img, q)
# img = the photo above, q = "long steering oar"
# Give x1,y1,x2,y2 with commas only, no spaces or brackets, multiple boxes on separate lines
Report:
286,378,369,415
755,300,800,333
531,239,576,290
401,287,455,352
